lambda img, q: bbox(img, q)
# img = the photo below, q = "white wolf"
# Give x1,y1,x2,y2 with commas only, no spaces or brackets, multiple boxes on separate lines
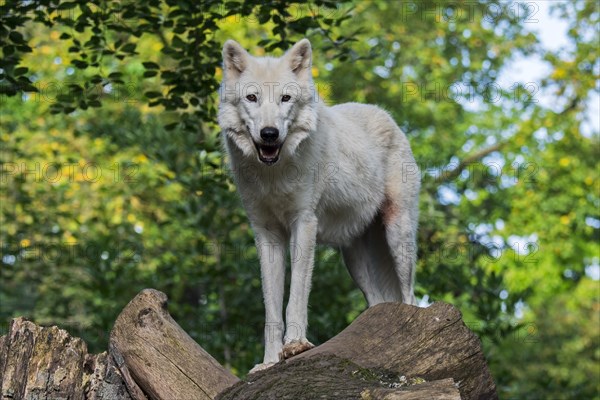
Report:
218,39,420,372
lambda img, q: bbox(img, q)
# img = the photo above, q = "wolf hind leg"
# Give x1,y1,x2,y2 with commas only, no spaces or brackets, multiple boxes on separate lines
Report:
342,215,402,306
381,191,419,305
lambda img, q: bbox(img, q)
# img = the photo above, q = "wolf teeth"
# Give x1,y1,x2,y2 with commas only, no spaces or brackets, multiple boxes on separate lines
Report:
259,146,279,158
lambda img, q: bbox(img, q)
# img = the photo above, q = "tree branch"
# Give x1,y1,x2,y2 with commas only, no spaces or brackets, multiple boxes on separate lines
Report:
435,142,504,183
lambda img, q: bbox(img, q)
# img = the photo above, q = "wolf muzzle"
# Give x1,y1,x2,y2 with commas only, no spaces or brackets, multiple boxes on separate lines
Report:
255,127,282,165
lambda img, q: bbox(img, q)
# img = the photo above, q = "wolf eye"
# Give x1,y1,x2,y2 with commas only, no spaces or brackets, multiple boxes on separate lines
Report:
246,94,257,102
281,95,291,102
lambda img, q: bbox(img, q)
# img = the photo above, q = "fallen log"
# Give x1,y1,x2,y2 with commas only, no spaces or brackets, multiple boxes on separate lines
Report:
0,289,497,399
297,301,497,399
218,353,463,400
218,301,496,400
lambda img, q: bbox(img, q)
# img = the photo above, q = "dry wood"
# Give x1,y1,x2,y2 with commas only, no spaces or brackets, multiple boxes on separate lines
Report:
294,301,497,400
0,317,130,400
219,301,496,399
218,353,462,400
109,288,239,400
1,289,497,400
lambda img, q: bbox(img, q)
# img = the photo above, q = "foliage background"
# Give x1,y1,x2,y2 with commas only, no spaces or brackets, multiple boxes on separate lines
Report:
1,1,598,398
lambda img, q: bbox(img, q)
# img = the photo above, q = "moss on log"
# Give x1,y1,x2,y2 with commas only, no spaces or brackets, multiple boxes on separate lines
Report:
218,353,461,399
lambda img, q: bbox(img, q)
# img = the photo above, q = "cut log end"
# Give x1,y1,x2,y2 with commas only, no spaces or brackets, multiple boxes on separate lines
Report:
109,288,239,400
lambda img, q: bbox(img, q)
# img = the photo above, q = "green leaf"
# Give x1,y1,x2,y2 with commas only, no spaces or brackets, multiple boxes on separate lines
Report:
121,43,137,53
145,91,162,98
142,62,160,70
57,2,78,10
71,60,88,68
172,35,186,49
9,31,25,44
13,67,28,76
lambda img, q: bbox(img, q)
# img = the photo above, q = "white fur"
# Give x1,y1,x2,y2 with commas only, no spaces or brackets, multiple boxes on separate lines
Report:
218,39,421,372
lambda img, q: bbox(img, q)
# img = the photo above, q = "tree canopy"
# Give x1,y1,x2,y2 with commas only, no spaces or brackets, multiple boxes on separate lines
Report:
1,1,598,397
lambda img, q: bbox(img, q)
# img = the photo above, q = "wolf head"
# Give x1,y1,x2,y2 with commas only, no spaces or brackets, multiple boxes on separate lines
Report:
218,39,318,166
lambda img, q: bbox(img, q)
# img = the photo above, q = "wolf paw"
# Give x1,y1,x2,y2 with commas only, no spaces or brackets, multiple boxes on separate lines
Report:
279,339,315,361
249,362,276,374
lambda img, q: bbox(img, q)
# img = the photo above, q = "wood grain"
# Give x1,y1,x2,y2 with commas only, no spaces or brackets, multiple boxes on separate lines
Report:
218,302,496,400
109,289,239,400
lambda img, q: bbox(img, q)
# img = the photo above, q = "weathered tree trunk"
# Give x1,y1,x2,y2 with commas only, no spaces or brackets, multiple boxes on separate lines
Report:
0,317,131,399
110,289,239,400
0,289,497,400
218,301,496,400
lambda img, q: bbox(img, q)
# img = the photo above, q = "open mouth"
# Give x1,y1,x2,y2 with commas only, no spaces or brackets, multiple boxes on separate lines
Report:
254,143,282,165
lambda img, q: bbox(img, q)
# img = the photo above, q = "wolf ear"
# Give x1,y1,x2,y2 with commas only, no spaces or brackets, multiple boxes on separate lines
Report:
285,39,312,78
222,40,249,78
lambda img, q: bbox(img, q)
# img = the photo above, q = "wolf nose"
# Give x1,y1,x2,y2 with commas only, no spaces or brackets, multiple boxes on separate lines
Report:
260,127,279,143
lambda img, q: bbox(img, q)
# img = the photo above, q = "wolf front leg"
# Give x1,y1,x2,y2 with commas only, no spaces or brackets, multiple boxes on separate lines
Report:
281,213,318,360
250,226,287,373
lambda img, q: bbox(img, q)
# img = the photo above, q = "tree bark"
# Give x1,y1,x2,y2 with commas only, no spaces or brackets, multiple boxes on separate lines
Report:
297,301,497,399
219,301,496,400
218,353,462,400
0,317,131,399
109,289,240,400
